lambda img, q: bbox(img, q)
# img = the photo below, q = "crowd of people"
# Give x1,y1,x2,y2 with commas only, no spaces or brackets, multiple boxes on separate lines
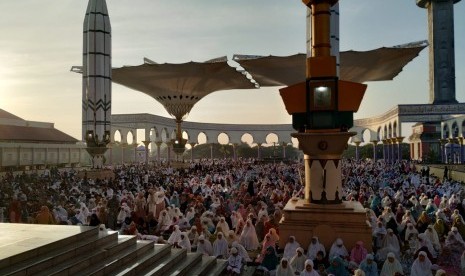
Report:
1,157,465,276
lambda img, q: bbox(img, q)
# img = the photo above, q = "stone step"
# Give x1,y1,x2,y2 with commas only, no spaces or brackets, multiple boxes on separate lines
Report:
113,244,173,276
139,248,187,276
164,252,202,276
74,239,154,276
190,255,218,276
0,230,118,276
35,235,137,276
0,224,98,271
206,259,228,276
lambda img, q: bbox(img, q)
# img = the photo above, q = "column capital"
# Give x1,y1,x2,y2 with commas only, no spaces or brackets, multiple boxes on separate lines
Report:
142,140,151,147
371,140,379,146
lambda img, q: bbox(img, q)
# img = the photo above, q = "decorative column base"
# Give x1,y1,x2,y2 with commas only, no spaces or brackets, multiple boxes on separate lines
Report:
86,146,108,169
279,131,372,252
279,199,372,250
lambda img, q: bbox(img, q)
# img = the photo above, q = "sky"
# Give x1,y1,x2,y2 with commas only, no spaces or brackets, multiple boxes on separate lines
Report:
0,0,464,144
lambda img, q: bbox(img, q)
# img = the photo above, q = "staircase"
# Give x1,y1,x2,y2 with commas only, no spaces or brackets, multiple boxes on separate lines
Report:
0,223,227,276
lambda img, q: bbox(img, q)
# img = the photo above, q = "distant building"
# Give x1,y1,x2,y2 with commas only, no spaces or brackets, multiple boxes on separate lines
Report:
409,122,441,162
0,109,89,171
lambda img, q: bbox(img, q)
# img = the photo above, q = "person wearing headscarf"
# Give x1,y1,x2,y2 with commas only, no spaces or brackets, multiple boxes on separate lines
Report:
380,252,403,276
167,225,182,245
359,254,378,276
350,240,368,265
239,219,259,250
157,209,171,233
226,230,239,247
307,236,326,260
256,233,275,263
300,259,320,276
268,228,280,244
434,269,446,276
196,235,213,256
283,235,301,260
257,245,279,275
377,228,401,261
410,251,432,276
231,241,251,263
326,256,349,276
415,233,435,259
424,224,441,253
437,231,465,274
404,223,419,242
213,232,229,259
216,216,230,234
354,269,366,276
226,247,242,275
328,238,348,260
276,258,295,276
35,206,55,224
290,247,306,274
177,232,192,252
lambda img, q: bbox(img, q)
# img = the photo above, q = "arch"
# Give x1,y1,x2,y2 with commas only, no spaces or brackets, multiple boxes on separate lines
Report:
265,133,279,145
377,127,382,141
388,123,392,138
241,133,254,145
383,125,388,139
114,130,122,142
197,132,208,144
182,130,190,141
462,120,465,137
126,131,134,145
160,128,170,142
452,121,459,137
443,124,450,139
362,129,371,143
217,133,230,145
393,121,398,137
150,127,160,141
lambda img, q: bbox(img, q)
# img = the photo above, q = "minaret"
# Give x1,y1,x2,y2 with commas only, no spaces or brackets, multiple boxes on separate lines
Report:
417,0,461,104
82,0,112,169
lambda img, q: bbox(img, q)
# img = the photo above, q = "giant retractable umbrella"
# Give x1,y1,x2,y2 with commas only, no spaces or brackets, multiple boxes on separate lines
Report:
111,56,256,153
233,41,427,86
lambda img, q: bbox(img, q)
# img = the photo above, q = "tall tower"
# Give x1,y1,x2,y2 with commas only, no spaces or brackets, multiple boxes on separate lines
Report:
82,0,112,169
417,0,461,104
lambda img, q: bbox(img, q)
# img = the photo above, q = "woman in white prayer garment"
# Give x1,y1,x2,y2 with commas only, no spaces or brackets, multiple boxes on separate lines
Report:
410,251,433,276
329,238,349,259
300,259,320,276
276,258,294,276
290,247,306,274
377,228,401,260
307,236,326,260
186,225,199,247
213,232,229,259
167,225,182,245
380,252,403,276
216,216,230,234
424,224,441,252
283,235,300,260
157,209,172,232
239,218,260,251
196,235,213,256
177,232,192,252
